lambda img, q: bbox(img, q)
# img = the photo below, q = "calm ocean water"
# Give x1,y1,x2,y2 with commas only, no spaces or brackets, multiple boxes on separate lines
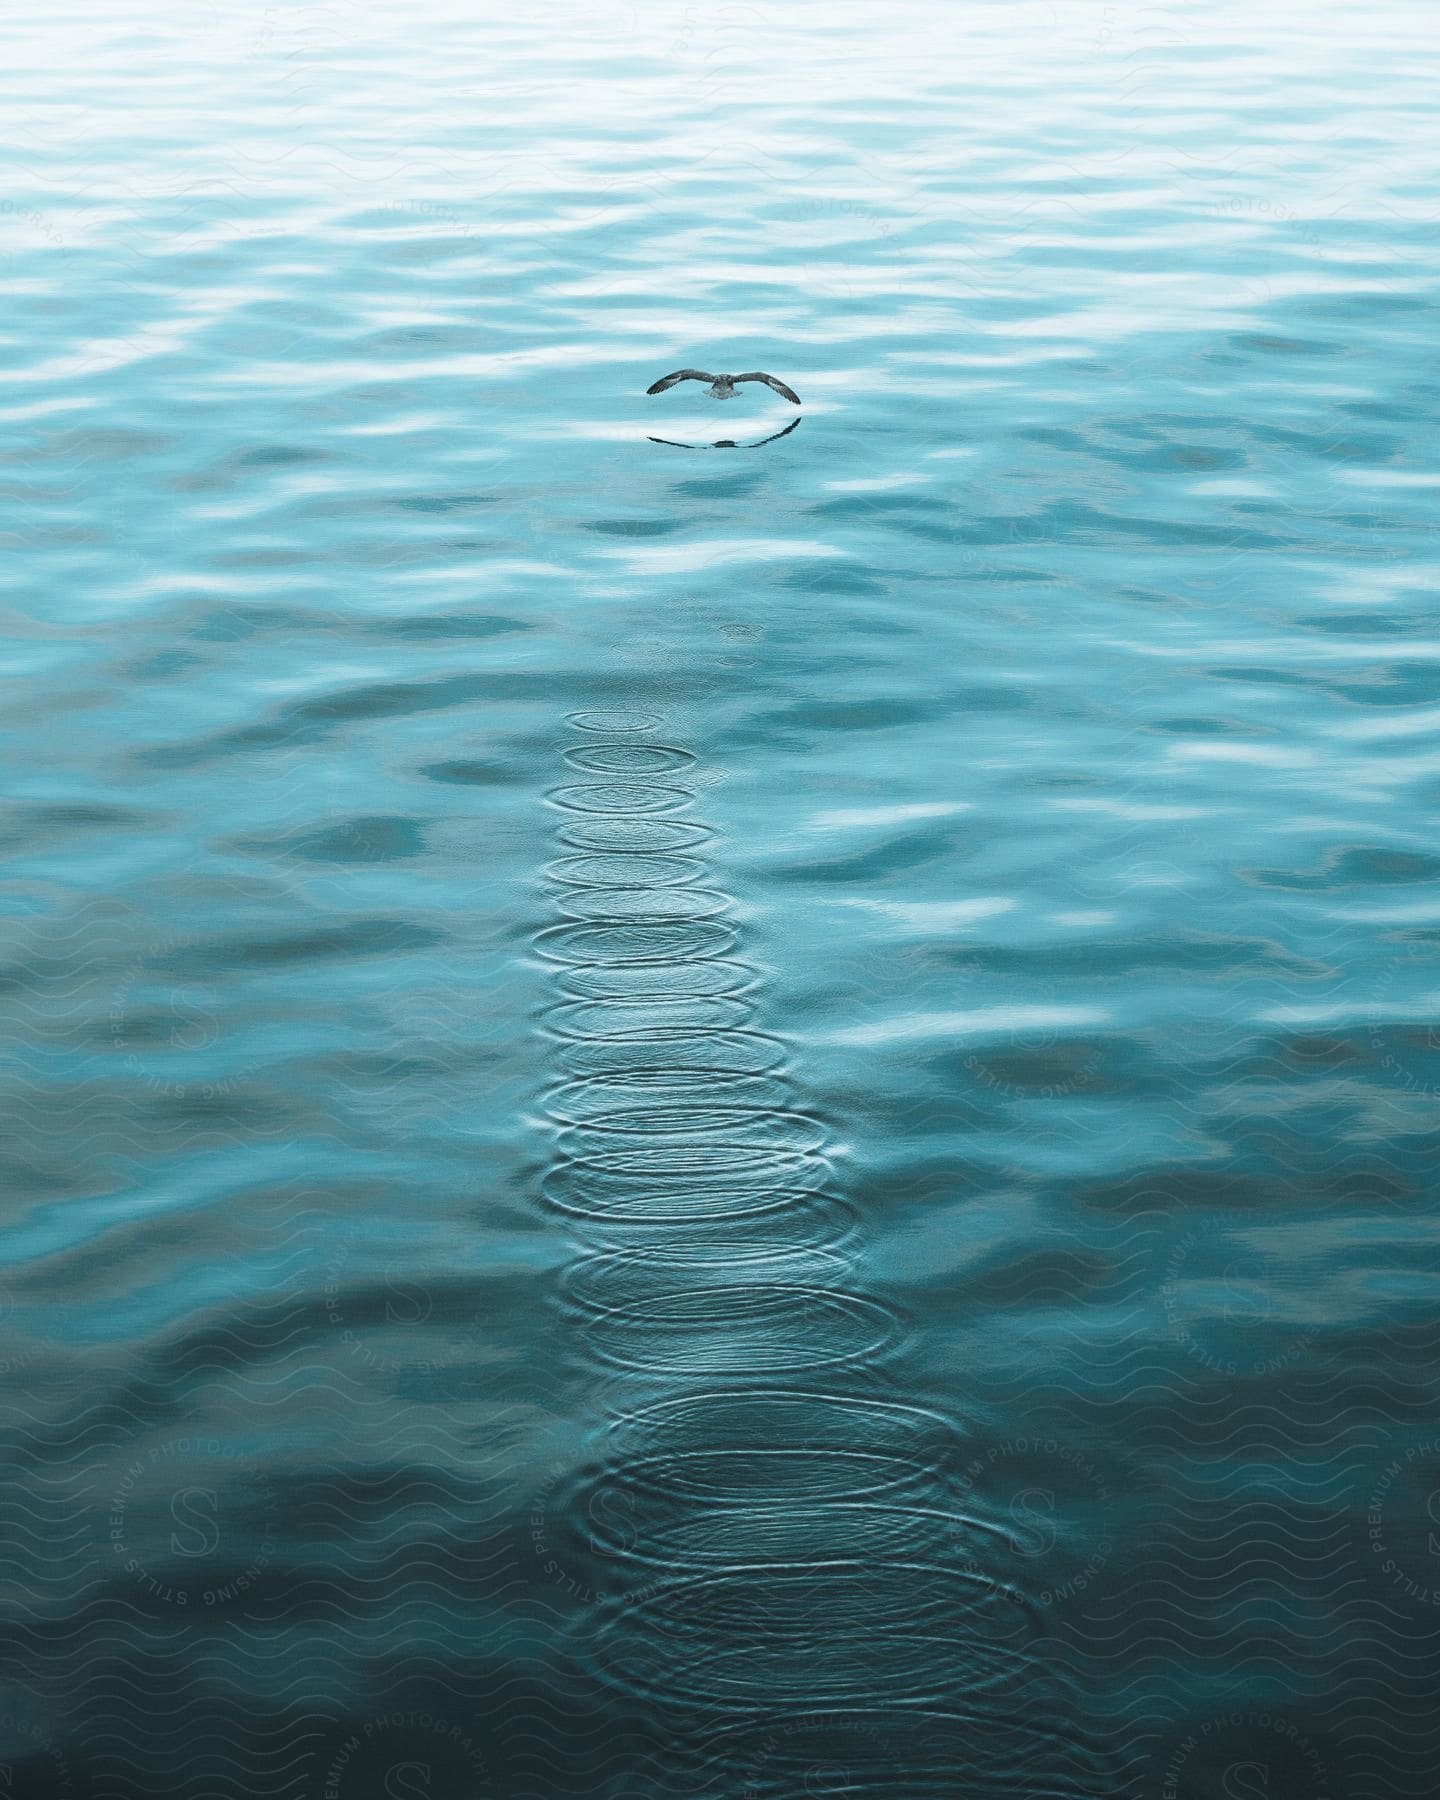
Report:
3,1,1439,1795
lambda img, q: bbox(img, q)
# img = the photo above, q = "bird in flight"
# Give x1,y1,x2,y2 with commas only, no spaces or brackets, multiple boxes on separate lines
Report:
646,369,801,404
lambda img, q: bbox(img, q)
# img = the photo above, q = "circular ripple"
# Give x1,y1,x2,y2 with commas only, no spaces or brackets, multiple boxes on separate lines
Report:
564,744,696,773
556,887,730,922
565,1245,853,1311
582,1283,898,1374
550,1143,825,1194
546,1071,791,1122
558,818,712,853
594,1565,1031,1707
548,783,693,815
559,1106,826,1151
599,1625,1023,1710
545,1175,839,1230
546,997,753,1039
557,1029,784,1076
565,1190,856,1253
610,1561,985,1633
534,921,737,964
557,959,755,999
546,853,707,888
606,1390,958,1502
566,710,665,734
584,1493,965,1570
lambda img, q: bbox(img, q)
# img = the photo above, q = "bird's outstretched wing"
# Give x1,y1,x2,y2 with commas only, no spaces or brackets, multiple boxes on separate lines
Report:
735,372,802,404
745,417,802,446
646,369,716,394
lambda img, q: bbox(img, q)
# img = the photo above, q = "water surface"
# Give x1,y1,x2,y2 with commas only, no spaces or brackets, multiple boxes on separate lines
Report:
3,1,1440,1795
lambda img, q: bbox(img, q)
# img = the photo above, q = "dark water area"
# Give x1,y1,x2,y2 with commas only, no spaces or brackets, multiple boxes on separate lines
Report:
3,1,1440,1795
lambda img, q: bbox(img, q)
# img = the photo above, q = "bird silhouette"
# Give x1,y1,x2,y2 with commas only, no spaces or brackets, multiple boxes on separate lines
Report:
646,369,801,404
648,419,802,451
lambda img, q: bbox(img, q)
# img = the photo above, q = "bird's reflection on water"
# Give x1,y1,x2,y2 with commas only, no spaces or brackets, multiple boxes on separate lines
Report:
647,418,801,450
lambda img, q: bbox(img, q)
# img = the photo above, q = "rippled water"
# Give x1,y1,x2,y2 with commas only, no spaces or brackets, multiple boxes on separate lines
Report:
4,0,1440,1795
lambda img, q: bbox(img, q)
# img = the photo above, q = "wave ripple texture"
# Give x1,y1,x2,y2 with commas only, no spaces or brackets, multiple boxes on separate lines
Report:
537,714,1105,1795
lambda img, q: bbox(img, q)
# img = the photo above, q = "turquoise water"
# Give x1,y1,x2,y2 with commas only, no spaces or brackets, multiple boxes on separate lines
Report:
4,1,1440,1794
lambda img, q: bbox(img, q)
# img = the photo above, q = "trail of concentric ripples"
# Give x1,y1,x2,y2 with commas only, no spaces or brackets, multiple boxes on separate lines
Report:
536,711,1105,1796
